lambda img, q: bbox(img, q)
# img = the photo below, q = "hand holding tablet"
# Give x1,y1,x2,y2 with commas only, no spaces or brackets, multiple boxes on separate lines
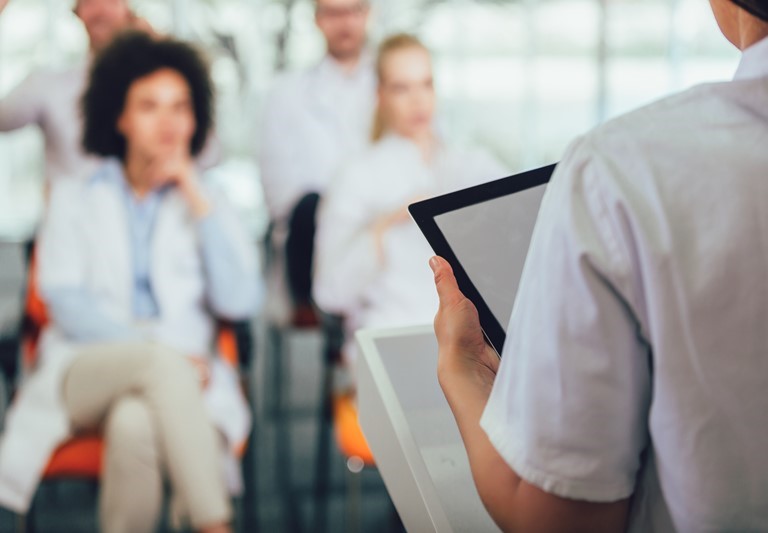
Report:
410,164,556,356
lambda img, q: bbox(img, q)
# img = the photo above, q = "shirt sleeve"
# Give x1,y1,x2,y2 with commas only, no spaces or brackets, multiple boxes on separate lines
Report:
312,162,382,317
38,181,141,342
196,189,263,320
44,287,141,342
0,70,46,132
258,82,312,221
480,135,652,502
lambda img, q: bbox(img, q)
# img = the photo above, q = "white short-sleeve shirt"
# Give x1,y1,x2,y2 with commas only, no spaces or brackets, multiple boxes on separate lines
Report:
481,37,768,532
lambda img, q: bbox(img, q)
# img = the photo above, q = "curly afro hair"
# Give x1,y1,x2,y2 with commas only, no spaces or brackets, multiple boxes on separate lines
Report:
82,31,214,160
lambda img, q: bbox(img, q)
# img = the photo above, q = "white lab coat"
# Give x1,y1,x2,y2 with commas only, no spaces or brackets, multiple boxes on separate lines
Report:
313,134,507,361
0,166,261,512
0,64,99,182
258,54,376,222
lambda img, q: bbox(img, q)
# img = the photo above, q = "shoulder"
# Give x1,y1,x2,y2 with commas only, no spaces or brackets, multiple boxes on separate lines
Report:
49,176,86,201
322,143,397,206
550,81,753,193
586,81,742,162
337,137,419,180
55,159,121,199
6,64,87,106
47,176,92,222
26,63,85,86
442,142,508,180
196,171,233,206
265,64,320,103
267,70,302,94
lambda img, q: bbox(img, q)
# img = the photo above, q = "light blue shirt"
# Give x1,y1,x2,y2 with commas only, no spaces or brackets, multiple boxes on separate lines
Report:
45,159,248,342
118,172,166,319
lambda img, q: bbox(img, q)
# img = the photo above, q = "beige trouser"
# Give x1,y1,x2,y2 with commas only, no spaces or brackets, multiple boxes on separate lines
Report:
61,342,232,533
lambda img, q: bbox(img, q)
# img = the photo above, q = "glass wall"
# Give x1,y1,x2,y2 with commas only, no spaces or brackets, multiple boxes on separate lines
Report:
0,0,741,240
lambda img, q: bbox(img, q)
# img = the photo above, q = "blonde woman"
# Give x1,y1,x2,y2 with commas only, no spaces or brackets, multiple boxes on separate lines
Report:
313,34,506,365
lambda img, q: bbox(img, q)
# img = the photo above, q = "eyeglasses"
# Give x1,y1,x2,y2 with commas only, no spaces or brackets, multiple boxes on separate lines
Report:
316,2,369,19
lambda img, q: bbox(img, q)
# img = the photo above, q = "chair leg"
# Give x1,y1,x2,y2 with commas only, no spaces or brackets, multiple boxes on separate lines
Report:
17,512,30,533
271,329,303,533
240,328,259,533
345,458,364,533
313,315,345,533
241,430,259,533
313,359,333,533
266,325,284,421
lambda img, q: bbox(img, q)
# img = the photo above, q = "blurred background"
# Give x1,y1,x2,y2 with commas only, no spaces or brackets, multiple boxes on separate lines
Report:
0,0,740,242
0,1,742,531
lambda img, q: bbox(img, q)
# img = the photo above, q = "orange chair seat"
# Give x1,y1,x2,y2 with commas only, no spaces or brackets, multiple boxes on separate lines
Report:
43,435,104,479
333,395,375,466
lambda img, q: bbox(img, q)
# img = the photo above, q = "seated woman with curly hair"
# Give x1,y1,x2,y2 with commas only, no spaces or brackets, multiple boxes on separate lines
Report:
0,32,262,533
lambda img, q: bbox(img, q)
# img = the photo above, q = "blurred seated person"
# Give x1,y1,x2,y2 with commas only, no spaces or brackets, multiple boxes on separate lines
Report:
313,34,506,369
0,32,262,533
258,0,375,327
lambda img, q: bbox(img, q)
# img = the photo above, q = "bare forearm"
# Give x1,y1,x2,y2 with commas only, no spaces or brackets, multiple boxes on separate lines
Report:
431,256,631,533
439,355,524,530
179,179,211,219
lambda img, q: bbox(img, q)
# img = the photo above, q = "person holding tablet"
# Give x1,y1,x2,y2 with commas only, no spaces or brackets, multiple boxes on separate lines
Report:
430,0,768,531
313,33,505,366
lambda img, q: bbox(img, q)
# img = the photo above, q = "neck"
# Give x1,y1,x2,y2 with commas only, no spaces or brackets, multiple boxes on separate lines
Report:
410,130,436,163
329,50,362,74
89,38,106,55
123,151,154,199
736,9,768,49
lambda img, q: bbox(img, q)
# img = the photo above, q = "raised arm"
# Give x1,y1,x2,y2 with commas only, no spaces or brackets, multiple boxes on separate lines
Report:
0,0,45,130
0,69,47,133
196,188,263,320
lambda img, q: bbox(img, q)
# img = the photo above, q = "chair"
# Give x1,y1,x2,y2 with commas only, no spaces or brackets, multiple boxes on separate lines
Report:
11,248,256,533
332,394,375,533
263,221,383,532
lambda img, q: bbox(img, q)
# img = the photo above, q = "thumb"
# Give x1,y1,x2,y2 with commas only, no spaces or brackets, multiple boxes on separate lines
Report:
429,256,464,307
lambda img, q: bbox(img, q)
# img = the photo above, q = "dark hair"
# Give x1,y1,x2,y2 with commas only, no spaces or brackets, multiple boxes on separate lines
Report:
731,0,768,22
82,31,214,159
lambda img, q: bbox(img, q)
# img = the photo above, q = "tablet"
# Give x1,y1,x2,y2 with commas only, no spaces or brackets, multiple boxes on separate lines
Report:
409,163,556,356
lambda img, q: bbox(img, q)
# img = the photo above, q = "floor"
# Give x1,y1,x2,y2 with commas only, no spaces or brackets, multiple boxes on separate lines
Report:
0,242,404,533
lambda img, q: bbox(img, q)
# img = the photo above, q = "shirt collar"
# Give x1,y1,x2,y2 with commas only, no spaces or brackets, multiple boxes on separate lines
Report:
88,158,124,185
734,35,768,80
379,132,445,166
88,157,170,200
318,49,373,81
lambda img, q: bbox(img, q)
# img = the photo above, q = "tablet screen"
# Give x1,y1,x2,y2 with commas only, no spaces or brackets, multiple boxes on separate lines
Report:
433,184,546,336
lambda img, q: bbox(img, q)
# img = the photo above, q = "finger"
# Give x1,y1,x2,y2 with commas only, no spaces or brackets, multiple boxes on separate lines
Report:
396,207,412,223
429,256,465,307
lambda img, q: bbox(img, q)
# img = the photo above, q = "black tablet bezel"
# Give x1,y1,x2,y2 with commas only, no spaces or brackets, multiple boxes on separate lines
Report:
409,163,556,356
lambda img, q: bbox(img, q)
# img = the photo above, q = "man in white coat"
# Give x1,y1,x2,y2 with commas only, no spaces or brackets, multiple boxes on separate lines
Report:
0,0,150,182
259,0,375,326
